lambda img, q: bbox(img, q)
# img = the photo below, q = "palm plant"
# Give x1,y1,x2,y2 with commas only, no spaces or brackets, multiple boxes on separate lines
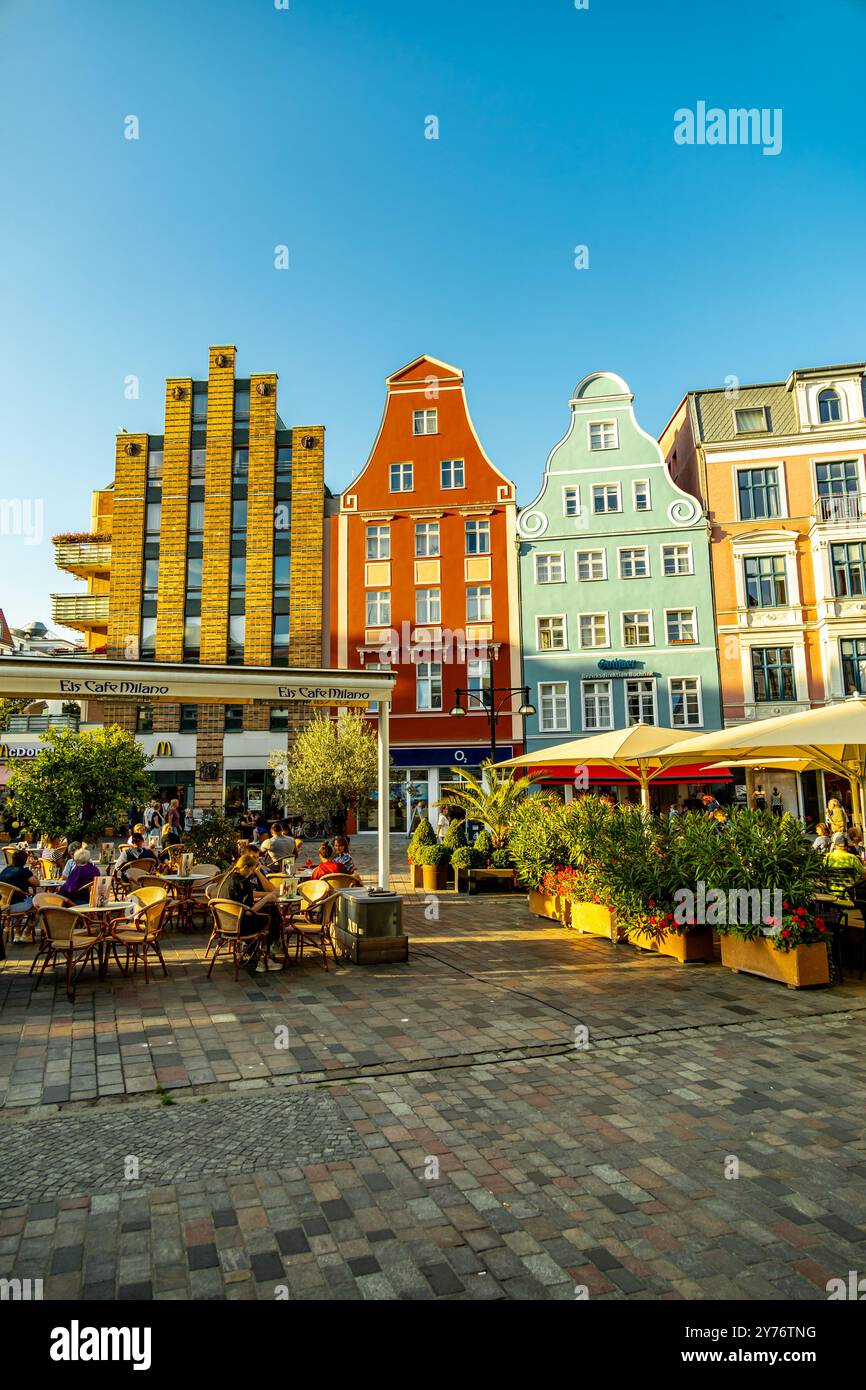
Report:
438,760,538,849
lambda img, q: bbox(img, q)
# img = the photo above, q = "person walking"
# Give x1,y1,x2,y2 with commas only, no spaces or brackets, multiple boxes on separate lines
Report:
436,805,451,842
826,798,849,835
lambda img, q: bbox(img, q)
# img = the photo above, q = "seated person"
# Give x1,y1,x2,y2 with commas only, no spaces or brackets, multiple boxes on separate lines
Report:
220,852,282,970
0,849,40,937
332,835,355,875
261,823,295,867
40,837,65,868
310,841,341,880
59,848,102,906
824,834,866,894
849,827,866,862
61,841,83,879
812,822,832,854
115,833,159,877
160,822,181,849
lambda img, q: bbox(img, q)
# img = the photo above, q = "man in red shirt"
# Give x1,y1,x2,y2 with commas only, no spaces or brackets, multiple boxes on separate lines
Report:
310,842,341,879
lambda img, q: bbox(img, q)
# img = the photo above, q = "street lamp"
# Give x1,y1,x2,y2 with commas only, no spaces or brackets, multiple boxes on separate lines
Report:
449,685,536,760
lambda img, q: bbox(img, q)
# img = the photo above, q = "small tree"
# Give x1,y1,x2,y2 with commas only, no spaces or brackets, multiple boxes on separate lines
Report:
6,725,155,840
271,710,378,829
183,811,239,870
439,760,538,849
408,815,436,863
0,699,29,732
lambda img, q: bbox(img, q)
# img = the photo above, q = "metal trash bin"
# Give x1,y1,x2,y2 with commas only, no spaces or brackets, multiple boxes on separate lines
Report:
335,888,408,964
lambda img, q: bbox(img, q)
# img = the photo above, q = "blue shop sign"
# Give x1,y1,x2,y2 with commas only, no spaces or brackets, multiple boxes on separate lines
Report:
388,746,514,768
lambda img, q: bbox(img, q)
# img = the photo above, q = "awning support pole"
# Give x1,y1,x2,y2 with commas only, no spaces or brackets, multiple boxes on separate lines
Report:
377,699,390,889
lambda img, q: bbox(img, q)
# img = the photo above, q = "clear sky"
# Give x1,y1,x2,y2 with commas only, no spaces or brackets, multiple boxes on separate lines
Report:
2,0,865,633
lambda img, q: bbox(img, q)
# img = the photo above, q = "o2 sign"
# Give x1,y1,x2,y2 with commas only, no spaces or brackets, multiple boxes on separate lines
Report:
453,750,467,763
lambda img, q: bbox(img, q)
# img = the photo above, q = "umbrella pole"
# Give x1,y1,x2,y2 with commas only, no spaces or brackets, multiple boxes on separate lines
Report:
640,772,650,813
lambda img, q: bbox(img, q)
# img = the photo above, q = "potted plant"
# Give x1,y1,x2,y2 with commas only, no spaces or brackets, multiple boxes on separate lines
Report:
407,816,437,889
416,843,451,892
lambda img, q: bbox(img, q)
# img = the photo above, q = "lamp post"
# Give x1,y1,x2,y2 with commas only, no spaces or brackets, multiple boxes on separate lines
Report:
448,685,536,761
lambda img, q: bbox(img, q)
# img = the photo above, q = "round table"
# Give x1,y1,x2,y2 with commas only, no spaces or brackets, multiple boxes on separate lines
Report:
157,873,214,931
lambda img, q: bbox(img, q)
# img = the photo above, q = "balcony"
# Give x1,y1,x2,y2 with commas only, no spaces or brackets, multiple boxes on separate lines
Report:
53,534,112,578
813,493,866,525
6,714,80,734
51,593,109,632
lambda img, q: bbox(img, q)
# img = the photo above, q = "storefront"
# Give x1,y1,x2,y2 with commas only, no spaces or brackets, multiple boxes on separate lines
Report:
356,745,514,834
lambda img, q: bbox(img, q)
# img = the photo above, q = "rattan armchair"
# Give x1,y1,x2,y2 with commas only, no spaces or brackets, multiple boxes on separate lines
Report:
206,898,270,980
30,905,98,997
288,881,339,969
107,885,169,983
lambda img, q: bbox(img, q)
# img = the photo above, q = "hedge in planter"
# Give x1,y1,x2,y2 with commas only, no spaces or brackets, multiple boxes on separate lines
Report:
415,843,451,891
408,817,437,887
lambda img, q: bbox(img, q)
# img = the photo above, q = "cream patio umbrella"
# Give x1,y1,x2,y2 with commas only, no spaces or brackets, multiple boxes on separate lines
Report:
493,722,712,811
654,697,866,828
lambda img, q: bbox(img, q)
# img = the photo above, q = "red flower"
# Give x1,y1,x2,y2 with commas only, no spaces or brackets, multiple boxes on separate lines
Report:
817,924,826,934
783,902,789,910
781,928,790,938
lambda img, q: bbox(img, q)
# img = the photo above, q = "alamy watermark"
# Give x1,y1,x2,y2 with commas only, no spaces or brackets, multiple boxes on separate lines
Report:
673,881,783,929
674,102,782,156
0,497,43,546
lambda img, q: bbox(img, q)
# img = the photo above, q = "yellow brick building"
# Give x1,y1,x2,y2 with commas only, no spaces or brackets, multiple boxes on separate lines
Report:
54,344,327,815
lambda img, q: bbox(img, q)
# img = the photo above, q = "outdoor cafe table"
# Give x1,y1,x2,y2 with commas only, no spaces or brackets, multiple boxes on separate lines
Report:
70,901,128,978
157,873,212,931
274,895,303,968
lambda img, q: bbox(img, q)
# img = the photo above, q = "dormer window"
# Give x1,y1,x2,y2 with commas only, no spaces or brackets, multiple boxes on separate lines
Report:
818,388,842,424
734,406,770,434
589,421,618,450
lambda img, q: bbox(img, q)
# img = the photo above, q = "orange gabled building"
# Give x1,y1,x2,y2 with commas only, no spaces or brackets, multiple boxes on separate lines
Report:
329,355,522,834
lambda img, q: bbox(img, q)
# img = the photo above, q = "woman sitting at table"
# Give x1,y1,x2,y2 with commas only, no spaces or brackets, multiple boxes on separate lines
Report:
310,842,341,880
59,848,102,906
60,841,83,879
0,850,40,939
332,835,355,875
221,851,282,971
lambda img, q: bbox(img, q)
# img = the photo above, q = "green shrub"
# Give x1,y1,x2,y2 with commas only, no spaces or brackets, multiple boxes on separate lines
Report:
451,845,481,870
490,846,514,869
472,828,493,865
415,844,451,868
442,817,468,851
183,812,240,870
408,816,437,862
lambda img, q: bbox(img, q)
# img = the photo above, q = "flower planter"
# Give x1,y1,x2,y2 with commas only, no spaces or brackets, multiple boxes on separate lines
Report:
467,867,516,894
409,864,424,889
720,935,830,988
421,864,449,892
628,925,715,964
528,890,570,925
570,901,624,942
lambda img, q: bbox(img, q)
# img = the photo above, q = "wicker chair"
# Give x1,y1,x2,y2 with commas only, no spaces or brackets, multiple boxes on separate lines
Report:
0,880,34,945
107,886,169,983
133,874,183,931
2,846,19,866
186,865,221,925
39,857,60,882
288,882,339,969
206,898,271,980
30,905,98,997
318,873,361,891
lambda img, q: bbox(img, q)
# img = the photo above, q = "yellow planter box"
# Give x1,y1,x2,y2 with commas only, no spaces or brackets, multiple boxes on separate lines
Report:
720,934,830,988
527,890,570,925
570,901,624,942
629,925,715,964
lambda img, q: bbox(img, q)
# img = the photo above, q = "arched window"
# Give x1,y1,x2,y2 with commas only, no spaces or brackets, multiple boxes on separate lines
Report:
818,388,842,424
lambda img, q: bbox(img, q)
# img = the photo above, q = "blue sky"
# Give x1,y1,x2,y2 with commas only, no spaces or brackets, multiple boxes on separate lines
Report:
2,0,866,632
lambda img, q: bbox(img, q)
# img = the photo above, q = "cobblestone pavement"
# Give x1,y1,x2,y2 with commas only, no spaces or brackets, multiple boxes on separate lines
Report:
1,861,865,1299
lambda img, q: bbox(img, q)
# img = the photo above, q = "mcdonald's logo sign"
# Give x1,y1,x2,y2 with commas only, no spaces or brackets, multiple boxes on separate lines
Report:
155,741,173,758
0,744,8,759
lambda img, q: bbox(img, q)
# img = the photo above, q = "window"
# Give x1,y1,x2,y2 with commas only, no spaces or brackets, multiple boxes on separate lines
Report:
366,590,391,626
467,658,491,706
670,677,702,727
143,557,159,594
413,409,438,435
623,611,652,645
579,613,609,647
563,487,579,517
269,707,289,732
465,519,490,554
582,680,612,731
230,554,246,596
589,421,617,450
227,615,245,663
276,445,292,475
183,616,201,659
576,550,605,581
626,678,656,725
619,547,649,579
441,458,464,488
831,542,866,597
535,552,564,583
366,525,390,560
751,647,795,702
818,388,842,424
274,551,290,589
135,706,153,734
592,483,621,514
272,614,290,663
232,448,248,478
415,588,441,623
466,585,492,621
390,462,413,492
539,682,569,732
185,555,202,595
415,521,440,557
190,448,206,478
234,387,250,423
666,609,696,643
224,705,244,734
662,543,693,576
187,499,205,536
816,459,858,496
841,637,866,695
192,388,208,426
147,451,163,482
633,480,651,512
416,662,442,711
231,497,247,538
145,502,161,536
180,704,198,734
140,616,156,660
744,554,788,607
738,467,780,520
734,406,769,433
537,616,566,650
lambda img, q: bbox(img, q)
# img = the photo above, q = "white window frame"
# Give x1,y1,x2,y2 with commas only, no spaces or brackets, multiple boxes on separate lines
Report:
390,462,414,493
733,462,787,521
591,482,622,514
414,521,440,557
621,610,653,646
538,681,570,733
575,549,607,582
668,675,704,728
625,677,658,726
465,518,490,555
588,420,619,451
661,542,693,576
578,612,610,649
440,458,465,489
413,408,438,435
415,588,441,624
632,479,651,512
366,524,390,560
534,551,565,584
562,485,580,517
416,661,443,712
466,585,492,622
536,614,567,651
664,607,698,644
581,679,613,732
618,546,650,580
365,590,391,626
